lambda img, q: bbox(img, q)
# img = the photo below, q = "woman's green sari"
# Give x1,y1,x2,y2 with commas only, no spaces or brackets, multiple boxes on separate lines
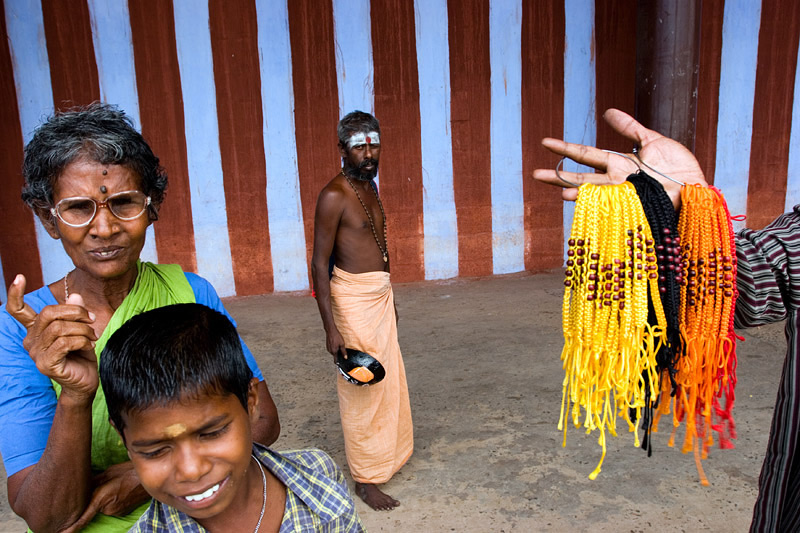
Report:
49,262,195,532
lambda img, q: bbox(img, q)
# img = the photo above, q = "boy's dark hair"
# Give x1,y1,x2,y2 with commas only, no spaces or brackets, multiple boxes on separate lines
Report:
100,303,253,434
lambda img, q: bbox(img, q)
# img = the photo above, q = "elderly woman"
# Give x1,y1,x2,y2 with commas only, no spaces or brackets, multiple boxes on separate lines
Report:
0,103,280,532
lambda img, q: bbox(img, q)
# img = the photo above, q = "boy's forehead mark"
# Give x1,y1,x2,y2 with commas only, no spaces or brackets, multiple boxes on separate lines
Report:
163,423,187,438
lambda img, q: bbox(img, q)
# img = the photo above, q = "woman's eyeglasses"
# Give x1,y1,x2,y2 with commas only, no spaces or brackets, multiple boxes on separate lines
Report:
50,190,151,228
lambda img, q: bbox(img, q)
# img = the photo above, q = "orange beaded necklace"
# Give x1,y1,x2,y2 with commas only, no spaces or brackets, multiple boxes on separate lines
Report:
653,184,739,485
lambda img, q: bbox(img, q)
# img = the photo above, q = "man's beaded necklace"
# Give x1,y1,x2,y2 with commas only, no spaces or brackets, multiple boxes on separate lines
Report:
342,170,388,263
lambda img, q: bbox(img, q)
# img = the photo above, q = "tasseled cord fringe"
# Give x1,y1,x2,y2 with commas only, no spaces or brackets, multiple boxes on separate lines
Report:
559,178,739,484
560,181,666,479
639,183,739,485
627,172,682,457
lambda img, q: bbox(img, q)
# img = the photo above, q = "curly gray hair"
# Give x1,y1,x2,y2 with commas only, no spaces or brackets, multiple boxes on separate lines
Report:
22,102,167,220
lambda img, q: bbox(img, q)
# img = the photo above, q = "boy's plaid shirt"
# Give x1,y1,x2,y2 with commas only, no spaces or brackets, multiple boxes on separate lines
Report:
130,443,364,532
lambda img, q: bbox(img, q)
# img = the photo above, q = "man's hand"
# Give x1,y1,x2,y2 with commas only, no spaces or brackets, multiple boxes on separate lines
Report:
326,327,347,362
61,462,149,532
532,109,707,209
6,275,99,402
312,182,349,365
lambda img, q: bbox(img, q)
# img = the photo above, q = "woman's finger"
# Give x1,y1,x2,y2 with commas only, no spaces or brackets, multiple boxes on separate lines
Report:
65,293,96,322
46,335,97,362
6,275,38,329
36,294,96,326
39,320,98,346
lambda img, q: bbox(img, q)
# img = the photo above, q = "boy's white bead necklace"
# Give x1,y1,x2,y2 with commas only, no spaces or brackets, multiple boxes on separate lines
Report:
252,454,267,532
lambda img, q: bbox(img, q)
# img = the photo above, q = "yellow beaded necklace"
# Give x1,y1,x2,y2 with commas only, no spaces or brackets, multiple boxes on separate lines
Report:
561,182,666,479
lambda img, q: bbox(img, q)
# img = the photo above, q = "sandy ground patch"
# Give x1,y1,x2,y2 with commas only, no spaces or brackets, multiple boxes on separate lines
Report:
0,272,781,531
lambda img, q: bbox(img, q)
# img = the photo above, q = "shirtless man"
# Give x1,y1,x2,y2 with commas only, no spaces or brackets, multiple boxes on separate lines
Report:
311,111,413,511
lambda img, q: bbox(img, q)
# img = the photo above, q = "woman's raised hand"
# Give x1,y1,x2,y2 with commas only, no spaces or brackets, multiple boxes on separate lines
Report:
532,108,707,209
6,275,99,402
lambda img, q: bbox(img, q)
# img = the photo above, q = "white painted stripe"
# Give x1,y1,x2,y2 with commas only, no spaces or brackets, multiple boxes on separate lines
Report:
786,37,800,212
489,0,524,275
86,0,140,128
172,1,236,296
0,254,7,304
562,0,596,260
414,0,458,280
255,0,309,292
332,0,374,117
5,0,73,285
714,0,762,230
86,0,158,264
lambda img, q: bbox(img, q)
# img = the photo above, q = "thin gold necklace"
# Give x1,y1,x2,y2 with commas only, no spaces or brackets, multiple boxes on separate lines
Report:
342,170,388,263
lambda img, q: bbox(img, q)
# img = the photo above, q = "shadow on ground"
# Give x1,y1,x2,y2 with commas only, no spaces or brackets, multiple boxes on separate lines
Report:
0,272,782,531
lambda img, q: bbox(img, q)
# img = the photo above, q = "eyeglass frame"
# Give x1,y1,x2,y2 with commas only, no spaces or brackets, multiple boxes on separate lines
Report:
49,190,152,228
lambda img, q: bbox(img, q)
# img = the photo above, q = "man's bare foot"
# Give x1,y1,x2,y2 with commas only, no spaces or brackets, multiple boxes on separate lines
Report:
355,482,400,511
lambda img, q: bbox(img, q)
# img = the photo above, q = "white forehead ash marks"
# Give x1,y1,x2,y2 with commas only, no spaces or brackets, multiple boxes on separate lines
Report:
346,131,380,149
163,423,187,438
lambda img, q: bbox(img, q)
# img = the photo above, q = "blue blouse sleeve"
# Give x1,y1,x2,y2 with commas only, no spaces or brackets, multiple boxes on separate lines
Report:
185,272,265,381
0,288,60,476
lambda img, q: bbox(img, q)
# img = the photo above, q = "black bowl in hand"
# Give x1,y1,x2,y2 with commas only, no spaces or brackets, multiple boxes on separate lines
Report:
336,348,385,386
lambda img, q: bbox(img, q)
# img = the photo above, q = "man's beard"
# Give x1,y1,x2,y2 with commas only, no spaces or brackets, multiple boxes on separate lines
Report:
343,158,379,181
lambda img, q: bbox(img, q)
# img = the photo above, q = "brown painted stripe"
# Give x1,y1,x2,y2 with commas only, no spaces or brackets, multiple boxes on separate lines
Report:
0,0,43,293
371,0,425,282
287,0,341,284
208,0,273,295
128,0,197,273
595,0,636,152
447,0,492,277
522,0,566,271
695,0,724,185
746,0,800,229
41,0,100,109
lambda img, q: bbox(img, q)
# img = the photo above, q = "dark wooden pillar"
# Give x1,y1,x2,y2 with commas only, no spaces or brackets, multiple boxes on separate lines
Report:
635,0,702,150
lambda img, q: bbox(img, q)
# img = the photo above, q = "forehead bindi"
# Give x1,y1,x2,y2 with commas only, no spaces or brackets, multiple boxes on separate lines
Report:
124,393,244,443
163,423,187,438
346,131,380,150
125,411,210,446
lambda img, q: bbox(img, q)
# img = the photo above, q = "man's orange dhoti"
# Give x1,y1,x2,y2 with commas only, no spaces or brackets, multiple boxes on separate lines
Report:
330,266,413,484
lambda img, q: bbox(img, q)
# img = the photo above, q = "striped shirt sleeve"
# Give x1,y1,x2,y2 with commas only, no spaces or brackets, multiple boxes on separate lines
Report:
734,208,800,328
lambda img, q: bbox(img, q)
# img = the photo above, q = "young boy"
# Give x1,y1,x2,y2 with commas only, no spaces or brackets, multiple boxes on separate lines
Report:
99,303,364,532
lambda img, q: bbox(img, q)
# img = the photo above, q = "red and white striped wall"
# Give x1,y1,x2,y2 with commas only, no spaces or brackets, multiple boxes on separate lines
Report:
1,0,798,303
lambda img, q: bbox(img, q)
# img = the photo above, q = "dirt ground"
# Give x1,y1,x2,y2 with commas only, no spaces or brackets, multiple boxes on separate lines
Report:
0,272,785,532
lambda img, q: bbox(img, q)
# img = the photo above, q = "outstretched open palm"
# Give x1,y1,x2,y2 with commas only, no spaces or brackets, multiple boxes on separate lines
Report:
533,109,706,209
